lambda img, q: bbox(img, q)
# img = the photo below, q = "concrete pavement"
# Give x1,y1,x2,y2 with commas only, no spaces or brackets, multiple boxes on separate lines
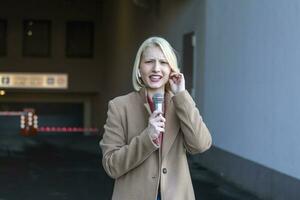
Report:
0,135,260,200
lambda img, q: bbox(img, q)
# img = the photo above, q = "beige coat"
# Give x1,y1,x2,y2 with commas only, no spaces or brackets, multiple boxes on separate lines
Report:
100,88,212,200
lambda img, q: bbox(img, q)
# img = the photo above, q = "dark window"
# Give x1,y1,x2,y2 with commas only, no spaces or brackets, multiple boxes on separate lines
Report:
66,21,94,58
23,20,51,57
0,19,7,56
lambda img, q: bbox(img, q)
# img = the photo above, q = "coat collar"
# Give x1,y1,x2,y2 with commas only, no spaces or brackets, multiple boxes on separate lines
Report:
139,87,180,161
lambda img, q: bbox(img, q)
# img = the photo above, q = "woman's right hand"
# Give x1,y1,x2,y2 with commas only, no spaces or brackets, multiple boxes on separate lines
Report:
148,110,165,140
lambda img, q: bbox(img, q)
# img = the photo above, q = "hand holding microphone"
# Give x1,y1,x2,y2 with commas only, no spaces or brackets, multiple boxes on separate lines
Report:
147,93,165,143
148,110,165,141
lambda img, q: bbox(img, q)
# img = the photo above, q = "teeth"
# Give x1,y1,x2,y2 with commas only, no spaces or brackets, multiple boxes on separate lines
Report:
150,75,161,81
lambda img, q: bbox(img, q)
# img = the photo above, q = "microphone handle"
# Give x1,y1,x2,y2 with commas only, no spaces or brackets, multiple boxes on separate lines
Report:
155,103,163,113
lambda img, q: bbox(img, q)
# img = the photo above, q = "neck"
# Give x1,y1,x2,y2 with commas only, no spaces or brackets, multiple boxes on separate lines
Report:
146,87,165,99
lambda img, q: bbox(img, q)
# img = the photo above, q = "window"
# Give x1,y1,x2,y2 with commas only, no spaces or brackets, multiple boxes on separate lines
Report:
23,20,51,57
66,21,94,58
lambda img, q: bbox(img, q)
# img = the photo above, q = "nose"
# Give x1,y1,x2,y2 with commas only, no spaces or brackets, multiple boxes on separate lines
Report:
152,60,161,72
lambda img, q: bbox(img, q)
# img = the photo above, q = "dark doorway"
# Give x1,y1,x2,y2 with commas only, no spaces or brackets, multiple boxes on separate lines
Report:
182,32,195,95
0,102,83,136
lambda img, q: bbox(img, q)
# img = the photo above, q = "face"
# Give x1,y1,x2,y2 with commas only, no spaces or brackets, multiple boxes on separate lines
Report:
139,45,171,93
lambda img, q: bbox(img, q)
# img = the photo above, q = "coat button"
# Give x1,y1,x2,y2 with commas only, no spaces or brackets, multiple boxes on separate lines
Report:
162,168,167,174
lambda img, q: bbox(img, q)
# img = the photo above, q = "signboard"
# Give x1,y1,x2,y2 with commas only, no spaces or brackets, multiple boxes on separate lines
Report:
0,73,68,89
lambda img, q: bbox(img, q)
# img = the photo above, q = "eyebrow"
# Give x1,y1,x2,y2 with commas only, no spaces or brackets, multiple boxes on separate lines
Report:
143,57,167,61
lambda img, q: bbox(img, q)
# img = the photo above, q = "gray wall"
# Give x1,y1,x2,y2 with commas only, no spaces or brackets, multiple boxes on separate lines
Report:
203,0,300,180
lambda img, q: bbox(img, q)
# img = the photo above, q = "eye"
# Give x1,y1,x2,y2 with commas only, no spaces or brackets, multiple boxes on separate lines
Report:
160,60,169,65
145,60,154,64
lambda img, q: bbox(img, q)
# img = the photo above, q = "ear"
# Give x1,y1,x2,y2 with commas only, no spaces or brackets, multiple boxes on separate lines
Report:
138,70,141,78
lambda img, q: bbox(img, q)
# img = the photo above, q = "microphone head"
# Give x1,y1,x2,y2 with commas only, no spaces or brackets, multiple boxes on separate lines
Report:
152,93,164,104
152,93,164,112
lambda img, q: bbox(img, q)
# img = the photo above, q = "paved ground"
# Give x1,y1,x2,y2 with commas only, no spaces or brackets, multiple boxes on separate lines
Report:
0,135,261,200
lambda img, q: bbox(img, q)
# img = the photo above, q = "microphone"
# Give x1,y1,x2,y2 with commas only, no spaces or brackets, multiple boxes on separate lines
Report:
152,93,164,113
152,93,164,139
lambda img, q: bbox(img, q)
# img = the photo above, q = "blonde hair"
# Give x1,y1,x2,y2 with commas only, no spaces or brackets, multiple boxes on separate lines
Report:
132,36,180,91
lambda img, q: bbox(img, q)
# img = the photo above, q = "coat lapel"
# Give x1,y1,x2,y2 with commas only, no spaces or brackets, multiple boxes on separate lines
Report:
140,88,152,115
162,91,180,160
144,103,151,115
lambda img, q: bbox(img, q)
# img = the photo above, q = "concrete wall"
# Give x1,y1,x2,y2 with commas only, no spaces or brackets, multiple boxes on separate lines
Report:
198,0,300,198
203,0,300,181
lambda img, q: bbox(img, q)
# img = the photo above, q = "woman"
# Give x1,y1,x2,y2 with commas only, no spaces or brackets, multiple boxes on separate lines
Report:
100,36,212,200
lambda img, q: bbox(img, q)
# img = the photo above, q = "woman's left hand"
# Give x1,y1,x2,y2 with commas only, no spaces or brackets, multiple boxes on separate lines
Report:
169,72,186,94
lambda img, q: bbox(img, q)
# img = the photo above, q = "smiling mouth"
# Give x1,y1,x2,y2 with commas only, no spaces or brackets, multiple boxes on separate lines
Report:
149,75,162,82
